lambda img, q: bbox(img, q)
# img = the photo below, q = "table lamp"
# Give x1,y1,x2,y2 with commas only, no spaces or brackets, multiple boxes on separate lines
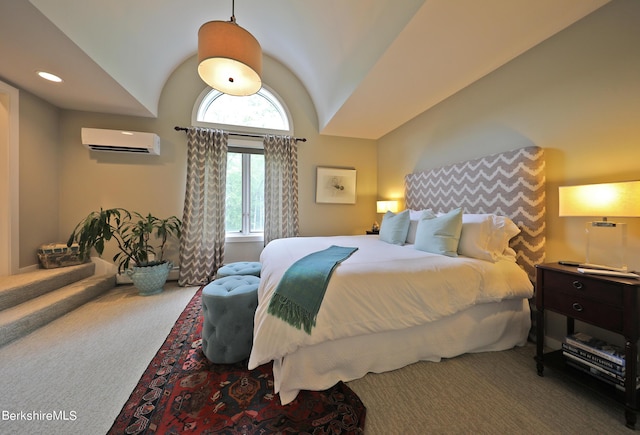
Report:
559,181,640,271
376,200,399,214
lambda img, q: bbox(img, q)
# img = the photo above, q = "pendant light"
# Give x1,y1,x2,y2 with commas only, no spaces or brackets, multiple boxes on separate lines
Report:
197,0,262,96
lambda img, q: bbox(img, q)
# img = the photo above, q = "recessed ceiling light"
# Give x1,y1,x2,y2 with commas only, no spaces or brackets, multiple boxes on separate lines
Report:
37,71,63,83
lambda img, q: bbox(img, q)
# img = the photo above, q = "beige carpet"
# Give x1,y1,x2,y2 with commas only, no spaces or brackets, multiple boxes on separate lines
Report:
349,345,627,434
0,283,630,434
0,282,199,435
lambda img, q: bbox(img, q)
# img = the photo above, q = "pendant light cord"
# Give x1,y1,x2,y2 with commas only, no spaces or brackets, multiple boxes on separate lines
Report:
230,0,236,23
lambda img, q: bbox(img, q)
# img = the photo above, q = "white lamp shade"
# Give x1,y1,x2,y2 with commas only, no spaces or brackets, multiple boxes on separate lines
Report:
198,20,262,96
559,181,640,218
376,200,399,213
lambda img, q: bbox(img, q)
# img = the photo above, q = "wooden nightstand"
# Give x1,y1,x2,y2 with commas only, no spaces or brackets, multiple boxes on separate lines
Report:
535,262,640,429
366,230,379,235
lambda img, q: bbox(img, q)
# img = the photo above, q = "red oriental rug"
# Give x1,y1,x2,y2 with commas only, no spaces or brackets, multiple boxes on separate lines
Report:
107,288,366,434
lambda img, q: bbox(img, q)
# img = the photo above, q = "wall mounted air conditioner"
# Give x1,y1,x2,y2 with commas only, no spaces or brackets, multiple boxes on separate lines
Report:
81,128,160,155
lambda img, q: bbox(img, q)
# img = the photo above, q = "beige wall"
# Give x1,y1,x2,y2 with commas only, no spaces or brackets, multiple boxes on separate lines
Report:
378,0,640,344
54,54,376,267
18,91,60,268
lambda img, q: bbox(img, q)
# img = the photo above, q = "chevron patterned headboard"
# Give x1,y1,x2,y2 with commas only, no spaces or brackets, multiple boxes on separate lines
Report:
405,146,546,281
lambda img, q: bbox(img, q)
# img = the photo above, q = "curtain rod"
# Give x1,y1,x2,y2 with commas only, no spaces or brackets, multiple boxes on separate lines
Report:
174,126,307,143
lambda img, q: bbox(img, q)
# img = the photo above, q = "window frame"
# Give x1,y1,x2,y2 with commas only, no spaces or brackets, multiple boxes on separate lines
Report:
191,85,293,137
225,146,265,243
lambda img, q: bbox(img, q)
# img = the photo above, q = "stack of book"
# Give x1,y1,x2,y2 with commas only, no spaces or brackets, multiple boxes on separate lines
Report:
562,332,638,391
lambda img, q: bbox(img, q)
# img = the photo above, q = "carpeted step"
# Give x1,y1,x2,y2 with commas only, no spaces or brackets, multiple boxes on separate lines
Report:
0,263,95,311
0,273,116,347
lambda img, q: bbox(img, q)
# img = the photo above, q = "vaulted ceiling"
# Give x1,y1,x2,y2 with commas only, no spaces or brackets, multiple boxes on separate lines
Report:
0,0,610,139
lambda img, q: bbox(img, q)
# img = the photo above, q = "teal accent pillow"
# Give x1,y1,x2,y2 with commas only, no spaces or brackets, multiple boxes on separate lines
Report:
379,210,410,245
414,208,463,256
406,209,436,244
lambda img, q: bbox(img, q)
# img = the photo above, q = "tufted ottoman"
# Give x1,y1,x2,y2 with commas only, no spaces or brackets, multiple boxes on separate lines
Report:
216,261,261,278
201,275,260,364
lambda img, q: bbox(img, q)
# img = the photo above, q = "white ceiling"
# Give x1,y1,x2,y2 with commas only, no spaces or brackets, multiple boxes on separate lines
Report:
0,0,610,139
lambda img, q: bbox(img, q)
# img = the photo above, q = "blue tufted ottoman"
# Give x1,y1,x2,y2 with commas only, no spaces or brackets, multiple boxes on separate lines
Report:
201,275,260,364
216,261,261,278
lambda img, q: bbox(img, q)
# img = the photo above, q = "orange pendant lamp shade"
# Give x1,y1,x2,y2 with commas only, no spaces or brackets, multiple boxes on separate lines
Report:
198,20,263,96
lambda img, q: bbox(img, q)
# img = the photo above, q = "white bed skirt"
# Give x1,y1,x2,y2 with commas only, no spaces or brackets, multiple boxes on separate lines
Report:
272,298,531,404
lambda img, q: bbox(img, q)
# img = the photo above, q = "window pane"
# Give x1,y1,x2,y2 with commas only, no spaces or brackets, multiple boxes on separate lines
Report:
225,153,242,232
250,154,265,232
199,89,289,131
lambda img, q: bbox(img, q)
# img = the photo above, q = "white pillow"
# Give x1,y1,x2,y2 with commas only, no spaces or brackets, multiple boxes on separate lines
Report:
457,214,520,262
409,209,428,220
491,215,521,250
379,210,411,245
457,214,496,262
501,247,518,262
406,209,434,244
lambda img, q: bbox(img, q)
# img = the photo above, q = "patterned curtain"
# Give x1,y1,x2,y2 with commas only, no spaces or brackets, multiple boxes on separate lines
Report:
178,128,228,286
263,135,299,245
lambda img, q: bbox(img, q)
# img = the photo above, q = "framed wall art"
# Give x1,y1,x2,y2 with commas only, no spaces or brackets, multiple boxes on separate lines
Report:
315,167,357,204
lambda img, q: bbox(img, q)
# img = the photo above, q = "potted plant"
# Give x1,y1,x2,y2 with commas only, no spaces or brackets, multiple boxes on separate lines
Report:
67,208,182,295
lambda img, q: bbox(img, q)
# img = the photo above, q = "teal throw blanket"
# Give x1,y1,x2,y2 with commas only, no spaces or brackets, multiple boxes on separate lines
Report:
268,245,358,334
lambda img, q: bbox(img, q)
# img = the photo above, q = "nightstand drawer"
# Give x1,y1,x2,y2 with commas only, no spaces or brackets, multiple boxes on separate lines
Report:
543,270,623,307
545,290,623,332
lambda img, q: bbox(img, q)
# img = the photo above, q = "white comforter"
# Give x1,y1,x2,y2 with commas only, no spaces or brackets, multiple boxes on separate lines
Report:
248,235,533,371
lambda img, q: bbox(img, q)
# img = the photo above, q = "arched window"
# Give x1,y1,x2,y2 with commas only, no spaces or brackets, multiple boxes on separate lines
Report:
192,86,293,240
192,86,292,135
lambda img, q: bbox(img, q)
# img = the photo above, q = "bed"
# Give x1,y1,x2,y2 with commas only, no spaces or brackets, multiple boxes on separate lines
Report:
248,146,546,404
